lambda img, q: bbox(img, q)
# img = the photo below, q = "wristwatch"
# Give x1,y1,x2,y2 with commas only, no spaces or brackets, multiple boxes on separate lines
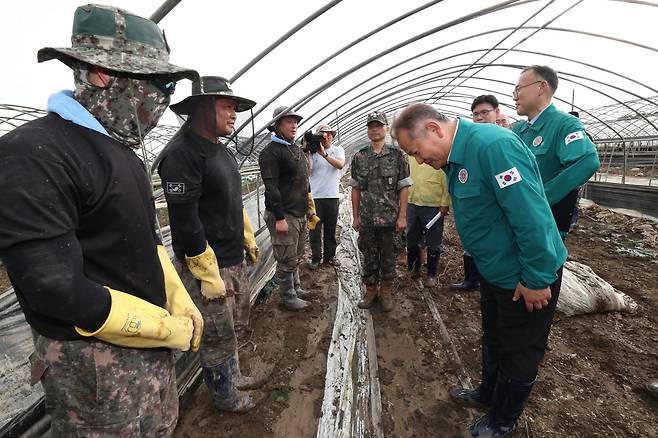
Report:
322,153,329,158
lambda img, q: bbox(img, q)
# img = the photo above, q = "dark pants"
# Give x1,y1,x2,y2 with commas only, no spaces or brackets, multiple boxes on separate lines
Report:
406,203,445,252
358,226,396,284
480,267,563,382
310,198,339,263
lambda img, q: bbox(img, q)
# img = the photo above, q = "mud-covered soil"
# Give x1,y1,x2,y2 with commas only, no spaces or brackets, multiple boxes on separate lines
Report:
371,204,658,438
168,202,658,437
174,264,338,438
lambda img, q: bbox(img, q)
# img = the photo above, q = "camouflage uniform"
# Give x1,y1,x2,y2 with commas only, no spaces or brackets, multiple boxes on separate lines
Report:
3,5,199,435
31,333,178,437
264,211,308,275
173,259,250,367
350,144,412,283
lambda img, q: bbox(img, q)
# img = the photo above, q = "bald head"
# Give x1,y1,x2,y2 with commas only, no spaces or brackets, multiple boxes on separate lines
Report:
391,103,448,140
392,103,455,170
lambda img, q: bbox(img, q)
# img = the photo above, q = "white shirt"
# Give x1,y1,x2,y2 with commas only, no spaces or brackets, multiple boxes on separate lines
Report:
309,145,345,199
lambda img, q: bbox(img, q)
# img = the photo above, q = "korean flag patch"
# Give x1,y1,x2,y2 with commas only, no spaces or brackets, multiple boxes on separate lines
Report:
565,131,584,145
166,182,186,194
495,167,522,189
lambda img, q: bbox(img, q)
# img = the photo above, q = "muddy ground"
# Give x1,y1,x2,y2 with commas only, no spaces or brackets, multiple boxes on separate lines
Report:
173,201,657,438
173,263,338,438
2,202,655,437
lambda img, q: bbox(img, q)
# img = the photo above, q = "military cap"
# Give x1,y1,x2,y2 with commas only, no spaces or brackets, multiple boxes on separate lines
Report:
170,76,256,115
38,4,197,81
367,111,388,125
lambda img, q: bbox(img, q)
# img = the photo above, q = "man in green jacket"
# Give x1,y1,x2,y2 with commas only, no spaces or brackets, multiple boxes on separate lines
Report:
393,104,567,438
512,65,600,236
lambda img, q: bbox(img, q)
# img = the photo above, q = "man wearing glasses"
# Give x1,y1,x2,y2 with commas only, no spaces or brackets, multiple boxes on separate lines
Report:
0,5,202,434
512,65,600,237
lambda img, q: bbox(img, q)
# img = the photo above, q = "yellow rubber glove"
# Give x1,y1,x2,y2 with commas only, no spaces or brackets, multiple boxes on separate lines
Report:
243,209,259,265
307,192,321,230
157,245,203,352
75,288,194,351
307,192,317,217
185,243,226,302
308,214,321,231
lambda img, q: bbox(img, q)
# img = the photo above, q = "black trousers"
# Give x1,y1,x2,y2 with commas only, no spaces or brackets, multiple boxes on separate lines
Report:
309,198,339,263
480,267,563,382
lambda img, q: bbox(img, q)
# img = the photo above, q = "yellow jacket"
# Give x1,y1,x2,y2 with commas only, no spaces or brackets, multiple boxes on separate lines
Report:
408,157,451,207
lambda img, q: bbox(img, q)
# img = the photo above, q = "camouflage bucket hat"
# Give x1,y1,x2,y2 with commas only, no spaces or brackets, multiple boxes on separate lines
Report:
37,4,197,81
170,76,256,115
367,110,388,125
267,106,303,132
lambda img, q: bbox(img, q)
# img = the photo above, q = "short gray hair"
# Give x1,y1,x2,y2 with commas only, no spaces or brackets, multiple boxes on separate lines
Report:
392,103,448,140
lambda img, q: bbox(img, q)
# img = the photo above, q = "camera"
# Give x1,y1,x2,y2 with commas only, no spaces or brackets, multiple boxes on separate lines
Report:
303,130,323,154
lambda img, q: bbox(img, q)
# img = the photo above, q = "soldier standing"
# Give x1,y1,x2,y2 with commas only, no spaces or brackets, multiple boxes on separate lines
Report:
157,76,265,412
0,5,202,435
259,106,317,310
351,111,412,312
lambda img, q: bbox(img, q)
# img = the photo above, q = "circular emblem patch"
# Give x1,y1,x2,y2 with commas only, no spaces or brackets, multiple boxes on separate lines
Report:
458,168,468,184
532,135,543,147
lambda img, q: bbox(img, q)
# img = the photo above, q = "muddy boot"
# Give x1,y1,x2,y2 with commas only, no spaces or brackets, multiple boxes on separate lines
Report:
469,373,535,437
233,350,271,391
450,255,480,291
407,246,421,279
424,249,440,287
279,272,309,310
293,267,312,299
379,280,394,312
450,344,499,409
203,355,256,412
357,283,378,309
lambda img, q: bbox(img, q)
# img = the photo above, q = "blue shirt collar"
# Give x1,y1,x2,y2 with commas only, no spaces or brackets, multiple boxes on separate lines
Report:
271,134,293,145
46,90,109,137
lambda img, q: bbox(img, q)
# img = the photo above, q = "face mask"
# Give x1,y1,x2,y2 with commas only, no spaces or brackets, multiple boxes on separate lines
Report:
73,66,172,147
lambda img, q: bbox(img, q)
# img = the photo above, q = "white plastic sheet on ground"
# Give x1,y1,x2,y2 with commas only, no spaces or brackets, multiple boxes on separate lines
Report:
317,187,383,438
557,261,638,317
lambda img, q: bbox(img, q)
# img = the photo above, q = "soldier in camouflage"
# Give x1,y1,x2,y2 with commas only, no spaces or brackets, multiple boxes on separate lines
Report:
350,111,412,312
0,4,201,436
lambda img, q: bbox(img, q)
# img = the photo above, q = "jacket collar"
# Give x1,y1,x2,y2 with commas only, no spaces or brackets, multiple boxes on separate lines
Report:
447,118,467,165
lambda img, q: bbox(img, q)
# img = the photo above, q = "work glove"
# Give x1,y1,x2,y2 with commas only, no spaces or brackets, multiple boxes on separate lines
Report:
157,245,203,352
307,192,317,217
185,243,227,303
307,192,321,231
75,288,194,351
243,209,259,265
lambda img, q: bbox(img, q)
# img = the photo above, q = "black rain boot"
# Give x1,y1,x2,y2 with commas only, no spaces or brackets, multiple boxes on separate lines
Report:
233,349,270,391
450,344,500,408
279,272,309,310
293,267,312,298
203,355,256,412
424,249,440,287
450,255,480,291
407,246,421,278
469,372,536,437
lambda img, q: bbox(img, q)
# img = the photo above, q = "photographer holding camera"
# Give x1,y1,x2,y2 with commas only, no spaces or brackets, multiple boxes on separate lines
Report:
308,124,345,269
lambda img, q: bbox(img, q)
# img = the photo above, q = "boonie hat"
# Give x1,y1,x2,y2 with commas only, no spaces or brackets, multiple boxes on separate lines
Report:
170,76,256,115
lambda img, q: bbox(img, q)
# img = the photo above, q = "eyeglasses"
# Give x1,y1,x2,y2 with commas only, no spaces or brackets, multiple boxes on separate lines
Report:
512,80,542,98
151,78,177,96
472,108,494,118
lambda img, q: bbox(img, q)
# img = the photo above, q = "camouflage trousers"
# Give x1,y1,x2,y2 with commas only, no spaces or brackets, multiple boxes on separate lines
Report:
358,226,397,284
264,211,307,276
30,332,177,437
173,259,248,367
